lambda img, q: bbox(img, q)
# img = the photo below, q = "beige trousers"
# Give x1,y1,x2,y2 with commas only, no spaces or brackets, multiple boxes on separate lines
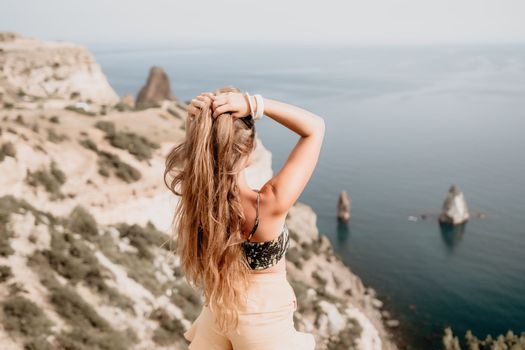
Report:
183,270,316,349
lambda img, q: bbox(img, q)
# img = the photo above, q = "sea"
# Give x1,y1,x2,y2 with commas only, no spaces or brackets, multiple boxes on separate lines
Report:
89,42,525,349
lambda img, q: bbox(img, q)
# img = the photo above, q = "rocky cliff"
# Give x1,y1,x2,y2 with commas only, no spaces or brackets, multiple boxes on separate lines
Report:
0,34,398,350
0,32,119,106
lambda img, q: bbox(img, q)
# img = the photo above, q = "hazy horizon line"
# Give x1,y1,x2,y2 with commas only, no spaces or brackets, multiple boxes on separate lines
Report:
5,30,525,51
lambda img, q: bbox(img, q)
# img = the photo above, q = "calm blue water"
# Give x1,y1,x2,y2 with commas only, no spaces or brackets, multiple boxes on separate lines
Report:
91,43,525,349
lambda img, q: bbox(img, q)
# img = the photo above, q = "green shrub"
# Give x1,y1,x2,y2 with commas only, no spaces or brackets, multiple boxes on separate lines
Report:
170,282,202,320
94,121,159,161
312,237,324,254
0,195,56,226
79,138,98,152
49,280,111,329
288,229,300,242
43,231,100,283
97,151,141,183
286,246,303,269
107,248,163,296
49,116,60,124
96,229,163,296
300,241,314,260
0,199,15,257
108,131,159,161
0,141,16,160
95,121,116,135
172,265,183,278
24,338,54,350
2,295,53,338
80,136,142,183
47,128,68,143
33,270,135,350
288,279,313,315
25,161,66,200
316,285,342,305
116,222,170,260
32,225,134,312
50,161,66,184
167,108,183,119
0,230,14,257
326,318,362,350
56,327,132,350
0,265,13,282
289,279,309,302
67,205,98,238
15,114,25,125
150,308,185,345
311,270,326,285
65,105,97,116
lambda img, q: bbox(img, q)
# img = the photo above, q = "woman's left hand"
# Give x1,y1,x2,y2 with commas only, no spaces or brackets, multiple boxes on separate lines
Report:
211,92,251,120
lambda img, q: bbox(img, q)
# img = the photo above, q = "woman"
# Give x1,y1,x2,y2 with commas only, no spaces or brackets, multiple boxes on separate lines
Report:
164,86,325,349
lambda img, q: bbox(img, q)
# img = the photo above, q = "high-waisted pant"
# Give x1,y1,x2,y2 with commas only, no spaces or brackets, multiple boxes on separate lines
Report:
183,270,316,349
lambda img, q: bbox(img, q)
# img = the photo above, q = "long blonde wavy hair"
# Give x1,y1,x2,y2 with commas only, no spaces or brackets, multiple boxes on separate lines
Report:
164,86,256,333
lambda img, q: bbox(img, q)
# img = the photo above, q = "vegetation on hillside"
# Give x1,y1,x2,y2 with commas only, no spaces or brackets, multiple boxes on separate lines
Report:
95,120,160,161
443,327,525,350
0,195,198,349
79,136,142,183
25,160,67,200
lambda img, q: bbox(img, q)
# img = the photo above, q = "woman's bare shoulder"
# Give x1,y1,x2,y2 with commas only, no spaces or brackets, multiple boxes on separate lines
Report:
249,184,287,242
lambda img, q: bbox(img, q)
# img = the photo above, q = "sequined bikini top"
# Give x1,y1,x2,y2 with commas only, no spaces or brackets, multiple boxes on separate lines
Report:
241,189,290,270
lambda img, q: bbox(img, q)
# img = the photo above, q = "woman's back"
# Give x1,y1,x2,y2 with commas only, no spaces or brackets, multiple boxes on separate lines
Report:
240,187,290,273
238,95,325,275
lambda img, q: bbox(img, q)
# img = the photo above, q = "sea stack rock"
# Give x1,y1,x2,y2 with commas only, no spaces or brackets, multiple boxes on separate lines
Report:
136,66,175,108
439,185,469,225
337,190,352,222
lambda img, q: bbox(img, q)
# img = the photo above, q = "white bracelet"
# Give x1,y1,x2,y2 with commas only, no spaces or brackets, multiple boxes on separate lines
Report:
244,92,255,117
253,94,264,120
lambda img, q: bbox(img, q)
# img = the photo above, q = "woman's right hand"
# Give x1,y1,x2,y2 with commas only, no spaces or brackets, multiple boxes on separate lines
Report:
212,92,252,120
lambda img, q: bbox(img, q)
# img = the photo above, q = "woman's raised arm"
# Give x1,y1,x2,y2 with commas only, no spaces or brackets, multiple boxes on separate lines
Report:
261,98,325,215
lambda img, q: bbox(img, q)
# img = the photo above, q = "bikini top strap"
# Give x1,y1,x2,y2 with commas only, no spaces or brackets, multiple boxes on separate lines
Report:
247,189,260,241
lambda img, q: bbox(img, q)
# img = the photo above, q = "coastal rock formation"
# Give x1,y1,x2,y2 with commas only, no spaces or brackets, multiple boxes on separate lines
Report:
136,66,175,109
338,190,352,222
120,93,135,109
0,35,397,350
439,185,469,225
0,32,119,105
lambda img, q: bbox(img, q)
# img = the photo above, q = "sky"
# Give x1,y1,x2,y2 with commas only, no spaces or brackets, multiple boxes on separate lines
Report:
1,0,524,47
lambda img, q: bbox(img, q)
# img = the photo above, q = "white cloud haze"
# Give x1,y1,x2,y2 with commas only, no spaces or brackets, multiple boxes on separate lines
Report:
1,0,524,46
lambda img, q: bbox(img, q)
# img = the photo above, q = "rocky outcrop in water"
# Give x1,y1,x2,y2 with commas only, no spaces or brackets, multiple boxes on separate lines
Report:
439,185,469,225
338,190,352,222
0,32,118,106
136,66,175,109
